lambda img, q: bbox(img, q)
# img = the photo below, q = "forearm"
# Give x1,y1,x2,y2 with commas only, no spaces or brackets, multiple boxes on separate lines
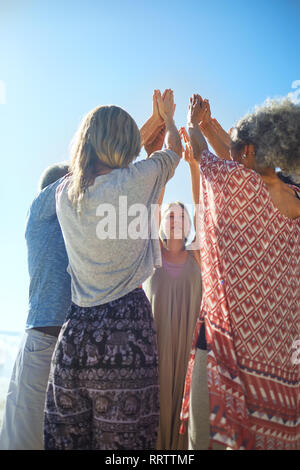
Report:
140,115,163,146
200,123,230,160
189,163,200,206
211,119,231,146
165,117,182,157
157,186,165,207
187,123,208,162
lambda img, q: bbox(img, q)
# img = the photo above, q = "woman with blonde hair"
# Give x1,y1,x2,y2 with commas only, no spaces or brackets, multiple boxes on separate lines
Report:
142,128,202,450
44,90,182,450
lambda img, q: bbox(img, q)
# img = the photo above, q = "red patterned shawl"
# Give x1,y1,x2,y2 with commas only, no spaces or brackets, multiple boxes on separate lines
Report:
180,151,300,450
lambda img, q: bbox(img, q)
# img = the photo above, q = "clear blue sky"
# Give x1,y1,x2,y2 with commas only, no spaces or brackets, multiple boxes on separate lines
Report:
0,0,299,331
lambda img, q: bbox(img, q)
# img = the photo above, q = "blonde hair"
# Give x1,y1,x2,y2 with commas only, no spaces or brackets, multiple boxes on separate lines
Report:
68,105,141,212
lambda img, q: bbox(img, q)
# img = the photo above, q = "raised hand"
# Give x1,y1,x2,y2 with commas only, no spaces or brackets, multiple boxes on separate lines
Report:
140,90,165,146
179,126,189,144
157,89,176,123
200,99,212,128
180,127,198,166
152,90,164,125
187,94,208,126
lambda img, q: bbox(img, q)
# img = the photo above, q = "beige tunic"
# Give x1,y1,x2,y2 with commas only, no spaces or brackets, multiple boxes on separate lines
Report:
144,251,202,450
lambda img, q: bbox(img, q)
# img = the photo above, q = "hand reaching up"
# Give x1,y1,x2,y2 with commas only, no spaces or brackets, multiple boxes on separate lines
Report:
140,90,165,146
179,127,198,167
152,90,164,125
156,89,176,123
187,94,208,126
200,99,211,127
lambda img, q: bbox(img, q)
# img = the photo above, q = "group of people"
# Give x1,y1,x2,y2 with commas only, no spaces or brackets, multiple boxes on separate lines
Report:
0,88,299,450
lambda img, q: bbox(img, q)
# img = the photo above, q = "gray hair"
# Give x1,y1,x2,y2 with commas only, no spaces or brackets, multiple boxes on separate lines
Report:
39,162,69,191
230,98,300,183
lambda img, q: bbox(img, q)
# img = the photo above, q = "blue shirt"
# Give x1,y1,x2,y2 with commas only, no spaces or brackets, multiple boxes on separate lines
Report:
25,178,71,329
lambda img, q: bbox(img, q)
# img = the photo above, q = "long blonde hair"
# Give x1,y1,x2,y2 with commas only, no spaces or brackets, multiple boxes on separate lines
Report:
68,105,141,212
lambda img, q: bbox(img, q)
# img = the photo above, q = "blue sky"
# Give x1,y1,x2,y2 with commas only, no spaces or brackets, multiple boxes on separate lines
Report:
0,0,299,331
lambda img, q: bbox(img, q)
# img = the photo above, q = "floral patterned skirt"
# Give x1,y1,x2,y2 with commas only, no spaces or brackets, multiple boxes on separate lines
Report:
44,288,159,450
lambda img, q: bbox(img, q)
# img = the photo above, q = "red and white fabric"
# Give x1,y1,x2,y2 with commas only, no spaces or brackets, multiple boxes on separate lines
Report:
180,150,300,450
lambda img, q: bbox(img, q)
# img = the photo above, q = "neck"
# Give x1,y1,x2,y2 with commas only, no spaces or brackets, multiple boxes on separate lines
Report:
256,167,280,186
164,238,185,253
257,166,297,200
94,160,113,175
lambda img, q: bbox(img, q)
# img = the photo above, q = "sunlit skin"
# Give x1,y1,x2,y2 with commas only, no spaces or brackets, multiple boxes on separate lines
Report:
92,89,180,179
161,207,189,264
230,143,300,220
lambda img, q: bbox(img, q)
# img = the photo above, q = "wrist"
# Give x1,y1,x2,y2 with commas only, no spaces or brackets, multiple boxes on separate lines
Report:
187,121,199,129
152,113,164,126
188,159,199,169
165,116,175,126
200,121,212,131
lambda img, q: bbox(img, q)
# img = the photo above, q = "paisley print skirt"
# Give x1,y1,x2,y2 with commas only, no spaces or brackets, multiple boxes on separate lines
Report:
44,288,159,450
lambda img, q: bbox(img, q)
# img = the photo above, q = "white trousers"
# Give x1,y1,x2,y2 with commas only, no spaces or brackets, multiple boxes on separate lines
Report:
188,348,227,450
0,329,57,450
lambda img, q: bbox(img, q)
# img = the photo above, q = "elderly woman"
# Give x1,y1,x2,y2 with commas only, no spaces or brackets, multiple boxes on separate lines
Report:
44,90,182,450
180,95,300,450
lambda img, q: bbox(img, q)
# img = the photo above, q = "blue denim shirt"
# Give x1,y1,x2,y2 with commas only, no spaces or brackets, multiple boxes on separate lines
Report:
25,178,71,329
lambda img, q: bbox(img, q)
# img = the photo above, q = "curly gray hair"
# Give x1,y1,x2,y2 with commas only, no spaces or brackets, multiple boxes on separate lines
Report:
230,98,300,183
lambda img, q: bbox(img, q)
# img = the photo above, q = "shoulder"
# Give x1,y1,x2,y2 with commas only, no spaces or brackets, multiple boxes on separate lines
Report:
29,176,67,217
186,243,201,269
56,175,71,196
200,149,263,194
200,149,242,176
55,176,74,209
133,150,180,174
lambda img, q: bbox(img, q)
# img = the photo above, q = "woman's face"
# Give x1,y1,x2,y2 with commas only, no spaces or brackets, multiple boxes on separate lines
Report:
229,144,241,162
230,143,256,170
160,206,191,241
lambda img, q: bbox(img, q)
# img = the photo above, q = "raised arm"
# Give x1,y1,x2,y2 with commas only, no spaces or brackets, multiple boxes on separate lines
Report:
179,126,201,265
180,127,200,206
144,89,182,228
210,118,231,146
199,103,231,160
139,90,165,146
186,94,208,161
157,89,182,158
144,125,166,158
